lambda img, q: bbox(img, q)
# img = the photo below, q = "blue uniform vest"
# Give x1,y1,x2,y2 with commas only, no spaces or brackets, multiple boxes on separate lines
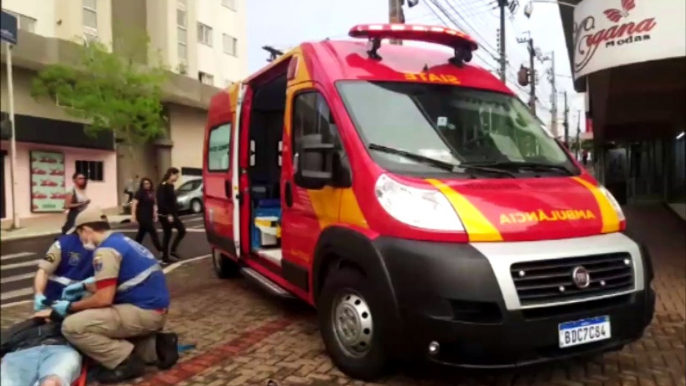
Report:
98,233,170,310
44,234,94,302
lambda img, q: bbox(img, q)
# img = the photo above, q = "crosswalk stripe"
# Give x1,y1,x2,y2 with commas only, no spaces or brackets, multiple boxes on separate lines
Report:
0,272,34,284
1,252,36,261
0,287,33,301
2,260,39,270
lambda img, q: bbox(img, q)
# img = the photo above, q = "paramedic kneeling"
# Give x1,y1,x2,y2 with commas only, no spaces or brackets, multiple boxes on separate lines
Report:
34,233,95,309
54,207,178,384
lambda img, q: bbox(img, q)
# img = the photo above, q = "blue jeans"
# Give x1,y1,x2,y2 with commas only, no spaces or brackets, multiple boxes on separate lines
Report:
1,345,82,386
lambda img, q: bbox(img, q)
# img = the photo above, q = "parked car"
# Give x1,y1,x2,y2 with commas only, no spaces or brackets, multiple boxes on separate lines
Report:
176,178,203,213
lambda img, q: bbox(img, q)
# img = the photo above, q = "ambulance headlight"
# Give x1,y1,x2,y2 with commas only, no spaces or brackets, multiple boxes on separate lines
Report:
599,185,625,222
374,174,464,231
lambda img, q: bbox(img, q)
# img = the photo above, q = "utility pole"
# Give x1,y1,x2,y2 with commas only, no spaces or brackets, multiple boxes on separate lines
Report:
497,0,508,82
563,92,570,147
576,111,581,159
389,0,404,45
539,51,557,137
517,33,536,115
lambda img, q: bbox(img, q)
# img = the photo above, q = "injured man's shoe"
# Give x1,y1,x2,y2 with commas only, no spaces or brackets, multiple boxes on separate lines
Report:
94,355,145,384
156,332,179,370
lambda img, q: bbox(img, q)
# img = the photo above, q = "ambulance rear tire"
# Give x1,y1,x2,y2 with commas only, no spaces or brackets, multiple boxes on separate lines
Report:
212,249,239,279
318,268,389,381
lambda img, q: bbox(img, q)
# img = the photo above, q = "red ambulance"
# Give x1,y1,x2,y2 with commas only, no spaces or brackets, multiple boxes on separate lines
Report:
202,24,654,380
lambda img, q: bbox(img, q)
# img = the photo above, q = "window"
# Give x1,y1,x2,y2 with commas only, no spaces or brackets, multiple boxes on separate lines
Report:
223,34,237,56
197,23,213,47
337,81,574,175
83,0,97,32
177,179,202,193
199,72,214,86
291,92,340,160
222,0,236,10
177,9,187,64
207,123,232,171
4,11,37,33
75,160,104,182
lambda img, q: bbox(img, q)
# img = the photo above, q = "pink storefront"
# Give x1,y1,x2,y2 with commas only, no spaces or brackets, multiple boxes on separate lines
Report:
1,114,118,222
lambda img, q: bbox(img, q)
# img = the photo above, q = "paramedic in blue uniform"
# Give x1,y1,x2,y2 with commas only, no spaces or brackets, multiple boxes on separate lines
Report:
33,232,96,310
52,207,178,384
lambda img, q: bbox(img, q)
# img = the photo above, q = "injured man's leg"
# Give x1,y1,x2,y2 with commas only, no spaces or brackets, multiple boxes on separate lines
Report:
0,345,82,386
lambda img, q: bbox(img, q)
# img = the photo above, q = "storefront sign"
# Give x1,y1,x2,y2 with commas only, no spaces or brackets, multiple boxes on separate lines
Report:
30,151,66,213
574,0,686,79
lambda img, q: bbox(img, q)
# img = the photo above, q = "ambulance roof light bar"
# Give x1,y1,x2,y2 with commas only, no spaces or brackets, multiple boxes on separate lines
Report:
349,24,478,67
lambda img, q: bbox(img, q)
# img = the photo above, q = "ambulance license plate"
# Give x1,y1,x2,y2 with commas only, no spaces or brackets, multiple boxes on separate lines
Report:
558,316,611,348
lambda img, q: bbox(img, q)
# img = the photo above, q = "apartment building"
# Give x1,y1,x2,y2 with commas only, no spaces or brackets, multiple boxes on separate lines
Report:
0,0,247,226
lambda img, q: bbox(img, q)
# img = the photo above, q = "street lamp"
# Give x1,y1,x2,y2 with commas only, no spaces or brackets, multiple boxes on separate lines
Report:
524,0,577,18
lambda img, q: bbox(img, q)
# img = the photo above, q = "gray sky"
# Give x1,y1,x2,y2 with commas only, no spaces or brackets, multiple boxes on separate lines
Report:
246,0,585,135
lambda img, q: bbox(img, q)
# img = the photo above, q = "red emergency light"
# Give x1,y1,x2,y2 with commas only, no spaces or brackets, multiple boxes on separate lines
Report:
350,24,478,50
349,23,478,65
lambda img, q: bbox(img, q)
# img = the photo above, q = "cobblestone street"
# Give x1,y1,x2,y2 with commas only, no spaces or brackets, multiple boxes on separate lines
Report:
1,206,684,386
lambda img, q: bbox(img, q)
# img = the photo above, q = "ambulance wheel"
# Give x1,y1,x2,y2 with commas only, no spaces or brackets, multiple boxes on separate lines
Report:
318,268,388,381
212,249,239,279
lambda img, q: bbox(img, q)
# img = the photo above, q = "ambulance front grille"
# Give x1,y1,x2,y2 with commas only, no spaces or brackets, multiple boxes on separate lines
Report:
511,252,635,307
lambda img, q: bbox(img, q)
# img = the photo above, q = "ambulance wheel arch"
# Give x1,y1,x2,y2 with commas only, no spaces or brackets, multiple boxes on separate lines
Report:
312,226,409,358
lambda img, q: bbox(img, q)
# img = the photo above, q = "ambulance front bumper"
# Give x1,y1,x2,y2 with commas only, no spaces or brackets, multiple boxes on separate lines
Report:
373,232,655,368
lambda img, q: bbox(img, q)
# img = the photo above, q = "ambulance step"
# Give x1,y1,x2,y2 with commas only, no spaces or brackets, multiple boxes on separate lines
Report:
240,267,294,298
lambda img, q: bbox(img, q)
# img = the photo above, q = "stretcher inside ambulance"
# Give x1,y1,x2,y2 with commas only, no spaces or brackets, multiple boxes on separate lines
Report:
202,23,655,381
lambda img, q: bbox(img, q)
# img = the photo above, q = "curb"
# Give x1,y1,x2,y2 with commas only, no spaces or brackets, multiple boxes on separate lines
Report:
1,219,131,242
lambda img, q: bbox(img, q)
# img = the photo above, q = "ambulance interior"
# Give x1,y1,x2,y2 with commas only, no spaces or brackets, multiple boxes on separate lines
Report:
246,71,287,263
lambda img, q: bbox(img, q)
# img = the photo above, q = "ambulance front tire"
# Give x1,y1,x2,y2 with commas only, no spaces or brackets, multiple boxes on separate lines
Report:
318,268,389,381
212,249,239,279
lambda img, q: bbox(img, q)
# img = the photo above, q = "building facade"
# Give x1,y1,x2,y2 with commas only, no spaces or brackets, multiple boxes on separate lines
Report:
1,0,247,226
559,0,685,207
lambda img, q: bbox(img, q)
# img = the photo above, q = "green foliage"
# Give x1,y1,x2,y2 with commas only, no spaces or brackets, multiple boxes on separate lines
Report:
31,35,168,145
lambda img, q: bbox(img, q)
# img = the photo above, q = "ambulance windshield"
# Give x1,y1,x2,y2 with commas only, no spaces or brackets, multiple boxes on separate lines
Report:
337,81,576,176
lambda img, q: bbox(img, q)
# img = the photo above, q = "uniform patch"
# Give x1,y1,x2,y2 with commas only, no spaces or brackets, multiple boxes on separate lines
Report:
93,257,103,272
68,252,81,266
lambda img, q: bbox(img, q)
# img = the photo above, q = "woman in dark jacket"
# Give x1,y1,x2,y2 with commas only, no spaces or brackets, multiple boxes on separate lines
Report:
131,177,163,258
157,167,186,262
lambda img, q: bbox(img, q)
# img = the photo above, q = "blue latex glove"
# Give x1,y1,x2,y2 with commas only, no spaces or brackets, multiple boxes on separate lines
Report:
52,300,71,317
61,277,95,301
34,294,47,311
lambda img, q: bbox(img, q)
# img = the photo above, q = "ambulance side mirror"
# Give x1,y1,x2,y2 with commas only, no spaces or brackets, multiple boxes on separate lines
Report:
295,134,334,190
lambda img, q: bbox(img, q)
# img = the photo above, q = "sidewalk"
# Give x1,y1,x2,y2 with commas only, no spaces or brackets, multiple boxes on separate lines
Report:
0,209,130,242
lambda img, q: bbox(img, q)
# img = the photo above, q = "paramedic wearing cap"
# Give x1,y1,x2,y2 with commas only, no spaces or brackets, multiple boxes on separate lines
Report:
33,233,95,310
55,207,177,384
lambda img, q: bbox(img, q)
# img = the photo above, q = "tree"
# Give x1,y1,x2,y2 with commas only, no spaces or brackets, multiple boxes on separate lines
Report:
31,33,168,145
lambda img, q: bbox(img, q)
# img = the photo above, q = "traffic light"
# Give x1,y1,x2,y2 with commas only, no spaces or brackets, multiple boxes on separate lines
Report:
517,65,530,86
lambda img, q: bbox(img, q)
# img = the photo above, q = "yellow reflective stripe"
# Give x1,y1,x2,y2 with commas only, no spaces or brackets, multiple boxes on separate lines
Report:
572,177,620,233
426,179,503,242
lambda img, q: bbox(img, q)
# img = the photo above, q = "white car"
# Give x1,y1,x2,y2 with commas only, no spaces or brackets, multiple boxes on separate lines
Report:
175,179,203,214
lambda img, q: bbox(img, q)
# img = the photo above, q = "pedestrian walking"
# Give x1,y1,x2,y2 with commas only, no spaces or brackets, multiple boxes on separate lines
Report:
157,167,185,262
131,177,164,259
61,172,90,235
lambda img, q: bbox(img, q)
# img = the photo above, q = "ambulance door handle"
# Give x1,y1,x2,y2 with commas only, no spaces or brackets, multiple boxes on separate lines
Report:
224,180,231,198
284,182,293,208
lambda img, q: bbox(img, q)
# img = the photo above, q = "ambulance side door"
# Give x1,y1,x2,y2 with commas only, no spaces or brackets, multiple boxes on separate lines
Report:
281,89,345,287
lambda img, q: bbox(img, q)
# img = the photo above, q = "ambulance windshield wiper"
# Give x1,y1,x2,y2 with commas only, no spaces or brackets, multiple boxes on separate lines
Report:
460,160,573,175
368,143,515,177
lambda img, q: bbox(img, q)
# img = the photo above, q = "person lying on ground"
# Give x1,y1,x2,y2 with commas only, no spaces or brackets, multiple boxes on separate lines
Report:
53,206,179,384
1,309,82,386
